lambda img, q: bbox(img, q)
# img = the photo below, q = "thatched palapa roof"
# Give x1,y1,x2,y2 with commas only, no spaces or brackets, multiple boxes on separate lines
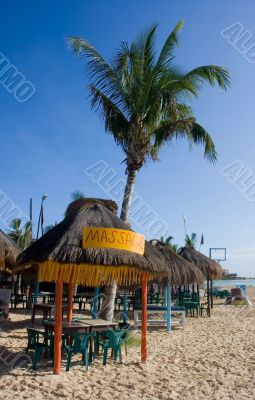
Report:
0,229,20,272
16,198,169,286
150,240,204,285
178,246,223,280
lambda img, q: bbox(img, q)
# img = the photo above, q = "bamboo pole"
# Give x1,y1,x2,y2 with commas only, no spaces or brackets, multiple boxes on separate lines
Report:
141,273,148,363
53,269,63,375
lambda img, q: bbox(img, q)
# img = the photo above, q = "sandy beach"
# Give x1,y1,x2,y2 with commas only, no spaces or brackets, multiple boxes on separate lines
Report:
0,288,255,400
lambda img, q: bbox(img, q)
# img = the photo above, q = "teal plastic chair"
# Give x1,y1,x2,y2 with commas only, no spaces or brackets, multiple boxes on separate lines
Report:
94,329,124,366
25,328,53,370
62,332,92,371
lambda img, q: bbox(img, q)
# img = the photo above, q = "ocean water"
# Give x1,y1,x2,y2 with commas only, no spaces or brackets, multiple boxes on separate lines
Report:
213,279,255,287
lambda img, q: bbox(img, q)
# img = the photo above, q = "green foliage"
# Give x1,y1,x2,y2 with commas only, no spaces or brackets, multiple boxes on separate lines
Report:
185,233,197,248
9,218,32,250
71,190,85,200
125,331,141,347
67,21,230,173
160,235,179,253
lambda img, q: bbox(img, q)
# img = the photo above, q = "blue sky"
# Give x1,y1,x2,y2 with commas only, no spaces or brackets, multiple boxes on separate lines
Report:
0,0,255,276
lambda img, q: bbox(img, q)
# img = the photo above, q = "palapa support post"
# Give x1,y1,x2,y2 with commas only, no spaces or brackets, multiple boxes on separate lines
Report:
53,269,63,375
163,286,167,321
123,289,127,323
206,269,211,317
210,279,213,309
92,287,99,320
166,284,171,333
67,270,74,322
34,280,39,305
141,273,148,363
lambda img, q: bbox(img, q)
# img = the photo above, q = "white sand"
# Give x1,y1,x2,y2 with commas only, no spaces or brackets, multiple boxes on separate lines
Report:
0,288,255,400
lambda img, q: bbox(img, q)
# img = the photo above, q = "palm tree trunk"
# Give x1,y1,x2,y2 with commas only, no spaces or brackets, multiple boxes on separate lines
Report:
100,166,138,321
120,167,137,222
99,283,117,321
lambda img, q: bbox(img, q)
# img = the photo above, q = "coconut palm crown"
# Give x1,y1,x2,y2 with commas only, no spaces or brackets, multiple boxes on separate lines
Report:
68,21,230,221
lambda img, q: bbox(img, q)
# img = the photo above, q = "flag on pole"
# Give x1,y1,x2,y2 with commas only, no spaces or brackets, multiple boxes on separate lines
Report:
200,233,204,246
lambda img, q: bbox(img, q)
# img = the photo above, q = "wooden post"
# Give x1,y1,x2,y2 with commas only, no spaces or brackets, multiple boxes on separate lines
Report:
166,284,171,333
53,269,63,375
210,279,213,309
92,287,99,320
141,273,148,363
163,286,167,321
67,277,73,322
34,280,39,305
123,289,127,323
207,269,211,317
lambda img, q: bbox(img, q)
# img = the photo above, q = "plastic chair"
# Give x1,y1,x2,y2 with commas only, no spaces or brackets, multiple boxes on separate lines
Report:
62,332,92,371
25,328,53,370
94,329,124,366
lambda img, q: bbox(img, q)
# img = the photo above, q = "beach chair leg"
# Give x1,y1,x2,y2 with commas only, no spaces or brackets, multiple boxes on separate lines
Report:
103,347,108,366
66,352,72,371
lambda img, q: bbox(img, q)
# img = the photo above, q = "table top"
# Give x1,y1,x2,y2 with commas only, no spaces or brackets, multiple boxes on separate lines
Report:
42,318,117,331
77,318,117,328
33,303,68,310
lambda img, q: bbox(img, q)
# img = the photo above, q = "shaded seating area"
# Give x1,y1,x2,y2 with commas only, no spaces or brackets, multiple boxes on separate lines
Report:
14,198,170,373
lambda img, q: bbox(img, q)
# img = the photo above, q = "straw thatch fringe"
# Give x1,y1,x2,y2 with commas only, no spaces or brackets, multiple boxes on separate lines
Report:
38,261,153,286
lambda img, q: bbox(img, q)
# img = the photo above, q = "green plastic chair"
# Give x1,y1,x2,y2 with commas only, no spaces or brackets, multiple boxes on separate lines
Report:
62,332,92,371
94,329,124,366
25,328,53,370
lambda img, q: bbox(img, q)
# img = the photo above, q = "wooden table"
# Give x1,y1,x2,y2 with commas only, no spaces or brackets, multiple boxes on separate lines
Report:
31,304,68,326
43,318,117,362
43,320,91,334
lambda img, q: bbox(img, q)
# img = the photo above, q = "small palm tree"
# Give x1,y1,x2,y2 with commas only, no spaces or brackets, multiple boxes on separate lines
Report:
9,218,32,294
161,235,179,253
185,232,197,248
9,218,32,250
71,190,85,201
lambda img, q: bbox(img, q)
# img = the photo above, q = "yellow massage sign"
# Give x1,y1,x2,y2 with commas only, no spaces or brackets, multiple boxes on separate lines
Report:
82,227,145,255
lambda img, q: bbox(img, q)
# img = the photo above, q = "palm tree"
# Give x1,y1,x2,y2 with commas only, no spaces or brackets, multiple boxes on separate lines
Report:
68,21,230,320
9,218,32,294
68,21,230,222
9,218,32,251
160,235,179,253
185,232,197,248
71,190,85,201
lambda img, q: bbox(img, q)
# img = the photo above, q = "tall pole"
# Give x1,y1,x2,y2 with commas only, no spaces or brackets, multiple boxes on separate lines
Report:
166,284,171,333
207,268,211,317
54,269,63,375
141,273,148,363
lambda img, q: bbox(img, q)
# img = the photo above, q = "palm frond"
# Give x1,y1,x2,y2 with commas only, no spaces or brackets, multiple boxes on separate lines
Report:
157,20,184,67
189,122,217,163
182,65,230,92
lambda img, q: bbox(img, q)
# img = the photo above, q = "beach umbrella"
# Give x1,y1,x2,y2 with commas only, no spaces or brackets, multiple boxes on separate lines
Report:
16,198,169,373
178,246,223,314
150,240,204,332
0,229,20,272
